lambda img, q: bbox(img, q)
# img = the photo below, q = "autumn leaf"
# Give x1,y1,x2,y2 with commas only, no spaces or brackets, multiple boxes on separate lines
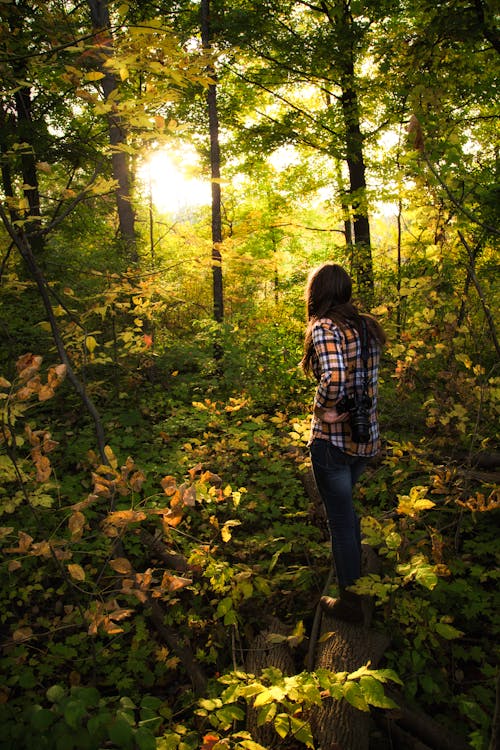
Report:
68,511,86,540
30,541,52,558
68,563,86,581
13,627,33,642
161,475,177,495
160,572,192,592
5,531,33,554
85,335,98,354
38,384,55,401
130,470,146,492
221,520,241,542
16,353,43,381
106,510,148,525
35,455,52,482
397,486,435,517
180,484,196,506
201,735,220,750
104,445,118,470
109,557,133,575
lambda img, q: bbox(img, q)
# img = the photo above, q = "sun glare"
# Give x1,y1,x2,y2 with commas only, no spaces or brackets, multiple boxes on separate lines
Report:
139,147,211,214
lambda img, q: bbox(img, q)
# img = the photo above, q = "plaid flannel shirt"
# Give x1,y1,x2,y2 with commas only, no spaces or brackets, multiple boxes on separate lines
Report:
309,317,381,457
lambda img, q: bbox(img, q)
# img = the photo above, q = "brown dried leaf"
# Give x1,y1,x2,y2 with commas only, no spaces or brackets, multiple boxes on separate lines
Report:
13,627,33,642
35,455,52,482
67,563,86,581
130,470,146,492
161,475,177,495
181,484,196,507
109,557,133,575
38,385,55,402
68,511,86,540
16,354,43,381
30,541,52,557
160,572,192,592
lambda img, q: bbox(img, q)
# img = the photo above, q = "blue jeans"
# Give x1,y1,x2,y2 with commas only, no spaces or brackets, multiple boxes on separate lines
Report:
309,439,368,588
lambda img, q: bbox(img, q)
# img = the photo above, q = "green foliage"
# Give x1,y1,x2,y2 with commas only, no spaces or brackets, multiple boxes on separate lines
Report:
0,686,164,750
195,664,401,747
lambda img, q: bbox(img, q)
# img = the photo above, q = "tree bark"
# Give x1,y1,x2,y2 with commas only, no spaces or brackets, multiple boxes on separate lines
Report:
86,0,138,263
201,0,224,327
321,0,374,305
339,69,374,305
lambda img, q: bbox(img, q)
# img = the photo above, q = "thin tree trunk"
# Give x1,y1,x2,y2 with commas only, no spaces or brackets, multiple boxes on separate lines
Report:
201,0,224,327
0,205,109,464
340,79,374,306
86,0,138,263
321,0,374,305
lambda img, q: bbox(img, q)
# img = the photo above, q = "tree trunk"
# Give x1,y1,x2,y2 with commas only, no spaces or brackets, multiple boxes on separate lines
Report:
86,0,138,263
340,76,374,306
201,0,224,327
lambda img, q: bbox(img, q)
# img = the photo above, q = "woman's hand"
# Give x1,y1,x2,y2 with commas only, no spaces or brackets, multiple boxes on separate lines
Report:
314,405,349,424
321,409,349,424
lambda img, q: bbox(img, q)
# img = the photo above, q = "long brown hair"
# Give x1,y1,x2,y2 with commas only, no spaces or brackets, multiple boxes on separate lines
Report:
301,263,386,375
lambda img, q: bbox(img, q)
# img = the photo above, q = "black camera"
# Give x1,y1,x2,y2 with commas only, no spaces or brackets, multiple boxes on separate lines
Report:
337,392,372,443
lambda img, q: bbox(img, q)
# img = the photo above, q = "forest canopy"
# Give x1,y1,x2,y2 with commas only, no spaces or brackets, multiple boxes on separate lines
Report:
0,1,498,749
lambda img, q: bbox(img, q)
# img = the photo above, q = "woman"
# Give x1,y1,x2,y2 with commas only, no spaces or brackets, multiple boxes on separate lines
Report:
301,263,386,623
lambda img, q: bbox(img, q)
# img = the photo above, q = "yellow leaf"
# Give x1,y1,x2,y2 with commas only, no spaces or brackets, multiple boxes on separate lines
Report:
68,563,86,581
397,486,436,517
221,520,241,542
84,71,106,81
85,335,98,353
104,445,118,470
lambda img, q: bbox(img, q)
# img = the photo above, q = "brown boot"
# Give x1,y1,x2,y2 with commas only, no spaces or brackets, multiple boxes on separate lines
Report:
319,589,364,624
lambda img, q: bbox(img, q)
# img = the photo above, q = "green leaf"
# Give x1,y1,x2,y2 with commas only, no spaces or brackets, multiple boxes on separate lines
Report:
63,699,86,729
72,686,100,708
273,713,290,739
289,716,314,747
87,711,112,737
342,681,369,711
135,726,157,750
140,695,163,711
108,718,134,749
47,684,66,703
359,676,398,709
435,622,464,640
30,707,56,731
257,702,277,726
253,685,286,707
239,741,269,750
415,564,438,590
216,703,245,726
